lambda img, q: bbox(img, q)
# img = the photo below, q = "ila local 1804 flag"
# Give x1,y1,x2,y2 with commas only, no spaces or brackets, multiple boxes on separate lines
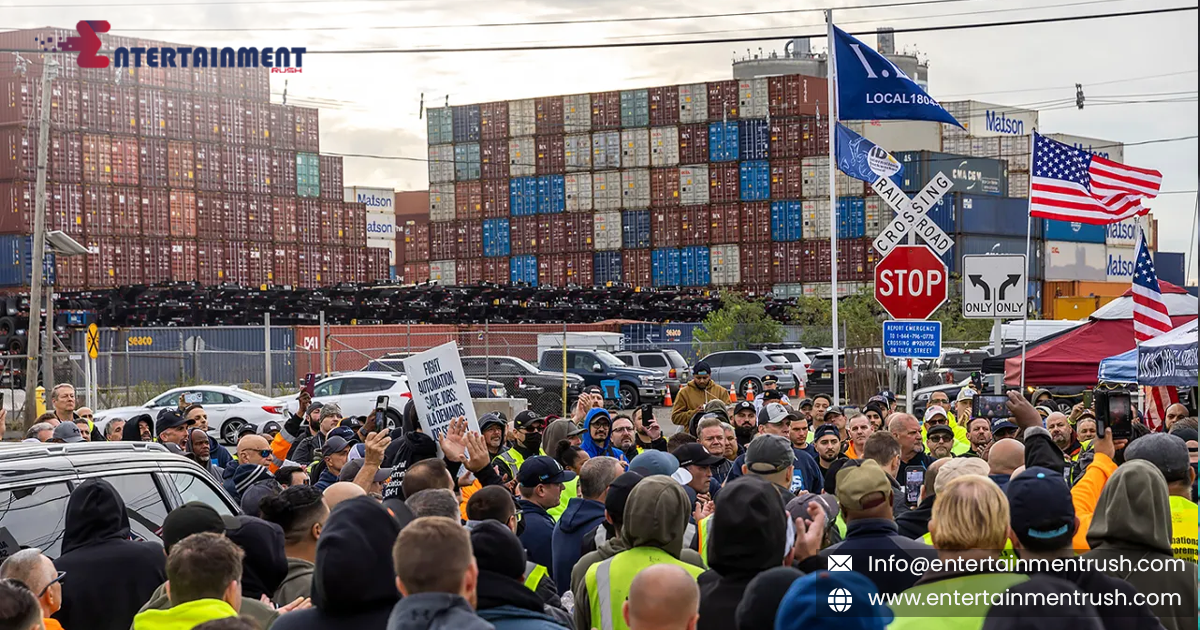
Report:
1030,132,1162,225
833,25,962,127
836,122,902,183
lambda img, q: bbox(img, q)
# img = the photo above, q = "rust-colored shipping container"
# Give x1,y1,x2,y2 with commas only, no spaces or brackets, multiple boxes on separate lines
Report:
142,239,171,285
50,183,84,237
459,220,484,259
219,98,246,145
319,154,343,200
171,239,199,282
769,119,802,159
455,180,483,221
294,107,320,153
136,40,166,87
224,195,249,241
271,196,297,244
55,252,86,290
219,66,248,99
192,63,221,96
480,140,509,180
111,84,140,136
273,245,300,287
82,134,112,184
54,132,83,184
85,237,116,288
680,205,709,247
481,256,508,284
322,200,343,245
53,80,81,130
167,140,195,189
480,101,509,140
536,216,566,254
248,242,270,286
650,168,681,207
740,242,774,285
742,201,772,243
770,158,803,199
649,86,680,127
623,249,652,287
246,68,270,104
197,240,223,286
246,147,271,196
222,241,249,284
709,202,741,244
457,258,482,285
168,190,197,238
0,76,75,128
82,184,114,236
245,101,271,147
196,192,225,236
535,135,565,175
193,94,221,143
591,91,621,130
565,251,593,287
0,127,34,181
140,137,169,188
839,239,868,282
401,221,430,263
270,149,296,195
113,237,143,285
481,179,509,218
678,123,709,165
140,188,170,238
707,80,739,121
364,248,387,282
222,145,247,194
651,209,681,248
109,135,138,186
165,58,193,92
80,83,111,133
538,253,566,287
708,163,739,203
564,212,593,252
346,247,367,284
138,88,166,138
510,215,538,256
111,186,141,237
297,199,321,245
165,91,195,141
767,75,827,118
800,240,830,283
773,242,803,284
800,116,829,158
269,104,296,150
430,221,456,260
345,202,367,247
404,262,431,284
194,142,222,191
535,97,564,135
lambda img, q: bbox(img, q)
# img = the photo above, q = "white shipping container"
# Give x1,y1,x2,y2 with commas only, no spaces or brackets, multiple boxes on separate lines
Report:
801,156,864,199
430,260,457,285
774,283,805,299
943,100,1039,138
592,131,621,170
860,120,942,152
969,137,1001,159
564,173,593,212
650,127,680,167
563,94,592,133
940,101,969,139
1106,215,1150,248
429,183,455,221
680,165,709,206
565,134,592,172
509,137,535,177
738,78,769,118
509,99,535,138
678,83,709,124
864,196,885,238
710,244,741,285
802,282,868,299
1000,135,1031,171
801,200,822,238
1106,245,1136,283
594,211,623,251
428,144,455,183
1045,133,1124,164
1044,241,1106,282
621,128,650,168
1008,171,1030,198
593,171,622,210
622,168,651,209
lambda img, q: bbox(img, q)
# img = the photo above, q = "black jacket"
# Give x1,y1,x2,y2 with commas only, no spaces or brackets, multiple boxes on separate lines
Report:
1025,562,1164,630
271,496,403,630
225,515,289,601
895,495,935,539
515,498,555,571
51,479,166,630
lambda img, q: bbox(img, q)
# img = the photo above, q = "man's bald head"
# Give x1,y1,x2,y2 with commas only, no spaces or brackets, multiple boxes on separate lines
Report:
1165,403,1189,429
623,564,700,630
236,434,271,466
987,438,1025,476
322,481,366,509
887,413,918,433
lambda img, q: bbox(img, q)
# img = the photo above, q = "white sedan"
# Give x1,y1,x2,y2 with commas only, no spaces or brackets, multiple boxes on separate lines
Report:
95,385,290,445
281,372,413,429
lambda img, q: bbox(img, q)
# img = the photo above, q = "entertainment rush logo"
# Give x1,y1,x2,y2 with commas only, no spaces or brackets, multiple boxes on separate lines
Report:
33,20,111,68
984,110,1025,135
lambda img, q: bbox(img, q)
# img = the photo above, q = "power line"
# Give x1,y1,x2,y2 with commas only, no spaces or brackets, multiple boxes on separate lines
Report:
935,70,1198,99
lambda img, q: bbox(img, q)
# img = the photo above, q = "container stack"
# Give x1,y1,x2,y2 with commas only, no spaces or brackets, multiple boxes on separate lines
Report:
1041,215,1158,319
0,27,385,290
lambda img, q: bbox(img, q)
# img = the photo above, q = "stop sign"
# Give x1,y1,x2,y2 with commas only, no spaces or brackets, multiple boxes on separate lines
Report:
874,245,948,320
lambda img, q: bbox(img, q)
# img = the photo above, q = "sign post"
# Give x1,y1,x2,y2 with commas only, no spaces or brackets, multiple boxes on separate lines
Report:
401,342,480,440
961,254,1028,394
871,173,955,257
875,245,948,413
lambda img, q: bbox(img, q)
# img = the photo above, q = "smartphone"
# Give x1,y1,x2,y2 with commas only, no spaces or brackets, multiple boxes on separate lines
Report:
1,391,6,407
374,395,389,427
183,392,203,404
1095,390,1132,439
303,373,316,396
1082,390,1093,409
973,394,1012,420
905,469,924,506
640,404,654,423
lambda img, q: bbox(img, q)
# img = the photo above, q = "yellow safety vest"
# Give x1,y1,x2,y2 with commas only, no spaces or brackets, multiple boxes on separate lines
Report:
696,515,712,564
495,447,546,479
585,546,705,630
524,561,548,592
921,532,1018,560
1168,495,1199,563
548,477,578,521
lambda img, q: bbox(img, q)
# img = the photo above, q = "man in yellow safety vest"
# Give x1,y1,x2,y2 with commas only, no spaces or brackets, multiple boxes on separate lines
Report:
494,411,547,482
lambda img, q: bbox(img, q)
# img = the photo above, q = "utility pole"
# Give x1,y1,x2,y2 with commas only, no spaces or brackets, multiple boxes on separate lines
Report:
25,58,58,425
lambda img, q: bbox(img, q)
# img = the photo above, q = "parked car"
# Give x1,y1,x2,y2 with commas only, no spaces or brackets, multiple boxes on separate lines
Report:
362,358,508,399
804,351,846,399
924,349,991,388
282,372,412,429
539,348,667,409
0,441,239,557
95,385,289,445
696,350,799,396
612,349,691,395
761,347,811,389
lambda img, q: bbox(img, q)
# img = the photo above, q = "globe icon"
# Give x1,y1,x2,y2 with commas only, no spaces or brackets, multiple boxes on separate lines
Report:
828,587,853,612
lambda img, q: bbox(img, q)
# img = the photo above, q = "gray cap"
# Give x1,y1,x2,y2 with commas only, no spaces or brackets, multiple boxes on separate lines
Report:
322,435,352,456
628,450,680,477
757,402,790,426
52,422,85,443
745,434,795,474
1125,433,1191,483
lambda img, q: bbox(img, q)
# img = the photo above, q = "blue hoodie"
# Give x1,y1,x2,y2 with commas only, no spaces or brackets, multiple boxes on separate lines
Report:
550,497,606,589
579,408,627,461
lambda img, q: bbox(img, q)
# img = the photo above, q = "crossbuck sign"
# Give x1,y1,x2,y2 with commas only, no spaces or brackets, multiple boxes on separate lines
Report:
871,172,955,256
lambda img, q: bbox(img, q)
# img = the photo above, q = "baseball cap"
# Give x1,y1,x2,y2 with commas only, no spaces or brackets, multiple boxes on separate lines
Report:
775,571,893,630
161,502,240,553
835,459,893,511
956,388,976,403
1125,433,1191,483
1006,467,1075,550
322,435,352,456
479,412,507,432
823,407,844,422
797,398,813,410
879,390,896,403
762,389,784,402
628,450,681,477
692,361,712,376
513,410,546,430
732,401,756,416
583,385,604,396
1035,405,1054,419
155,408,190,435
762,374,779,385
52,422,85,443
517,455,577,487
758,402,790,426
991,419,1018,435
745,434,795,474
926,424,954,440
923,406,949,424
786,492,840,525
1170,426,1198,443
673,443,724,468
812,424,840,442
338,459,394,484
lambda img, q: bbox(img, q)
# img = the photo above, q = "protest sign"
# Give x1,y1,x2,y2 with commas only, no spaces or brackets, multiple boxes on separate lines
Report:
401,342,480,439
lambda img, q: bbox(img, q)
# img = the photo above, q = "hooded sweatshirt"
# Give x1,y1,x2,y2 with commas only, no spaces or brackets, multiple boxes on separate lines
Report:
52,479,167,630
1083,460,1198,630
579,408,627,461
386,593,494,630
697,476,787,630
571,476,707,630
273,557,316,608
131,598,237,630
271,496,402,630
122,414,155,442
225,515,290,601
550,497,607,589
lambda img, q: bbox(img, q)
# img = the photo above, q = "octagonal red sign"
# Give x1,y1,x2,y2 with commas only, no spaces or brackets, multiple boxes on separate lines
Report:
874,245,948,320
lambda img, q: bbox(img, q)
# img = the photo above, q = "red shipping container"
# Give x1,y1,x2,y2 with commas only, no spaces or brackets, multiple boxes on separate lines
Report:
801,117,829,158
170,240,198,282
566,251,593,287
347,248,367,284
650,168,680,207
193,94,222,143
56,253,86,290
219,98,246,145
708,164,739,203
220,66,248,98
52,80,81,130
196,192,225,236
457,258,482,285
82,134,112,184
273,245,300,287
319,155,343,200
403,262,431,284
430,221,456,260
169,190,197,238
481,140,509,180
651,209,681,248
271,196,297,243
0,181,31,233
678,123,709,165
223,241,249,284
80,83,111,133
297,244,323,287
139,137,169,188
222,145,247,194
194,142,222,191
770,158,803,199
769,119,802,159
245,101,271,147
85,237,116,288
0,76,75,128
225,195,249,241
321,200,343,245
83,184,114,236
138,88,166,138
535,97,564,135
111,85,139,136
246,68,270,104
113,237,143,285
54,132,83,184
197,240,223,286
51,183,84,237
455,181,482,221
648,86,680,127
535,135,565,175
297,200,322,245
481,179,509,218
538,253,566,288
623,249,652,287
109,135,138,186
165,60,193,93
564,212,593,252
740,242,774,285
400,221,430,263
142,239,171,285
773,242,803,284
510,216,537,255
365,248,389,281
767,75,827,118
193,65,221,97
165,92,195,141
800,240,831,283
707,80,739,121
536,216,565,255
709,202,741,244
246,147,271,195
111,186,141,236
294,107,320,153
0,128,34,181
248,242,270,286
345,202,367,247
459,220,484,259
742,201,772,243
140,188,170,238
269,104,296,150
167,140,195,189
137,41,166,87
591,91,621,130
480,102,509,140
270,149,296,195
838,239,869,282
482,257,508,285
680,205,709,247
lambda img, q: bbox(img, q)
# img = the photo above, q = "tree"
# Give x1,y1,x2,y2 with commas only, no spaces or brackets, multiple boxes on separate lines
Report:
694,292,785,353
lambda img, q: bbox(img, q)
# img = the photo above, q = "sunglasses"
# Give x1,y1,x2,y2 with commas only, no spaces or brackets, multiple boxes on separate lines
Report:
39,571,65,597
928,435,953,443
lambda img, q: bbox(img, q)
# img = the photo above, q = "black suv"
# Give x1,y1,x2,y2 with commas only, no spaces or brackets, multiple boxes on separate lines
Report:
460,355,586,417
0,442,239,558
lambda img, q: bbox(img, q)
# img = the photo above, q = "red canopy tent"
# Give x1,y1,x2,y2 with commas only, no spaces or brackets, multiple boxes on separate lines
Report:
1005,281,1197,385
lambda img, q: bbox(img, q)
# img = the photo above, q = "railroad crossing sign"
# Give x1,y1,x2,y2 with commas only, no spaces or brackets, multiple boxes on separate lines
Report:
874,245,948,320
961,254,1028,319
871,172,955,257
86,323,99,360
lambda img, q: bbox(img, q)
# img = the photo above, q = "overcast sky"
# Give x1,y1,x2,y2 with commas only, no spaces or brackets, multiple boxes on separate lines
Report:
10,0,1198,281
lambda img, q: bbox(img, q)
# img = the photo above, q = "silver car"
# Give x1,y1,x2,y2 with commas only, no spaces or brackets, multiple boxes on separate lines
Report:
613,349,691,395
698,350,799,395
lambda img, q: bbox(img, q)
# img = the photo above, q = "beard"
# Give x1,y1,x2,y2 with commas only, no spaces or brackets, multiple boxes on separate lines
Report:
734,425,757,444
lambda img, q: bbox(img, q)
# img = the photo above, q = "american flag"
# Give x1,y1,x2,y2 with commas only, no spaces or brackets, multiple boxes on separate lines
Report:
1131,228,1177,431
1029,133,1162,225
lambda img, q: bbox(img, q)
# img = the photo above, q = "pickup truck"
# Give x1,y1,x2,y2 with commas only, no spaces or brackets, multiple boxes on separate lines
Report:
539,348,667,409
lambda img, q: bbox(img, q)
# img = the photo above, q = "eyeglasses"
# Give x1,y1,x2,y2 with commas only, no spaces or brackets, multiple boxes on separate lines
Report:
925,419,948,427
39,571,65,597
612,426,633,434
928,435,953,443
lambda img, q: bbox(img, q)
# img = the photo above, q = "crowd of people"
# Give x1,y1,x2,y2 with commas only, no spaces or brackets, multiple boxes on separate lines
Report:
0,362,1197,630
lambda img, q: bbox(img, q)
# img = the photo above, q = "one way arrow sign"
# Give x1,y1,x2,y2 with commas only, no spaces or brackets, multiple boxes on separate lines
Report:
961,254,1028,319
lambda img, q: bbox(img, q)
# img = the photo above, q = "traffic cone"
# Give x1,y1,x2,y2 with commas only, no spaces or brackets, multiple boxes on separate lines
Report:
797,385,806,399
663,389,673,407
788,388,797,397
729,383,738,402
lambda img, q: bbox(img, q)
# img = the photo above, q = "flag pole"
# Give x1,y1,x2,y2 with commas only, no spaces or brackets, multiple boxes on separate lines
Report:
1019,136,1034,390
826,9,841,404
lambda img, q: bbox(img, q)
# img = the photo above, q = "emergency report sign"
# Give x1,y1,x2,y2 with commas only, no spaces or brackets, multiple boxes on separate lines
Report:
402,342,480,439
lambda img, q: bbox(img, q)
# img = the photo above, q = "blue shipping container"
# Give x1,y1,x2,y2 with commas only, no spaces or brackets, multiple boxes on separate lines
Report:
837,197,866,239
1043,219,1105,243
0,234,55,288
623,210,651,249
622,322,706,360
708,122,739,162
680,246,711,286
924,196,955,236
740,160,770,201
454,143,481,181
510,177,538,216
594,251,622,286
771,201,803,242
892,151,1008,197
942,235,1044,281
738,119,770,161
1154,251,1186,287
537,175,565,214
652,248,682,287
452,104,481,143
482,218,511,258
954,194,1042,239
510,255,538,285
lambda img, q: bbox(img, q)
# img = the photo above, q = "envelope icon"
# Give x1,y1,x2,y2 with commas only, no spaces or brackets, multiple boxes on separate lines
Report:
828,554,853,572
